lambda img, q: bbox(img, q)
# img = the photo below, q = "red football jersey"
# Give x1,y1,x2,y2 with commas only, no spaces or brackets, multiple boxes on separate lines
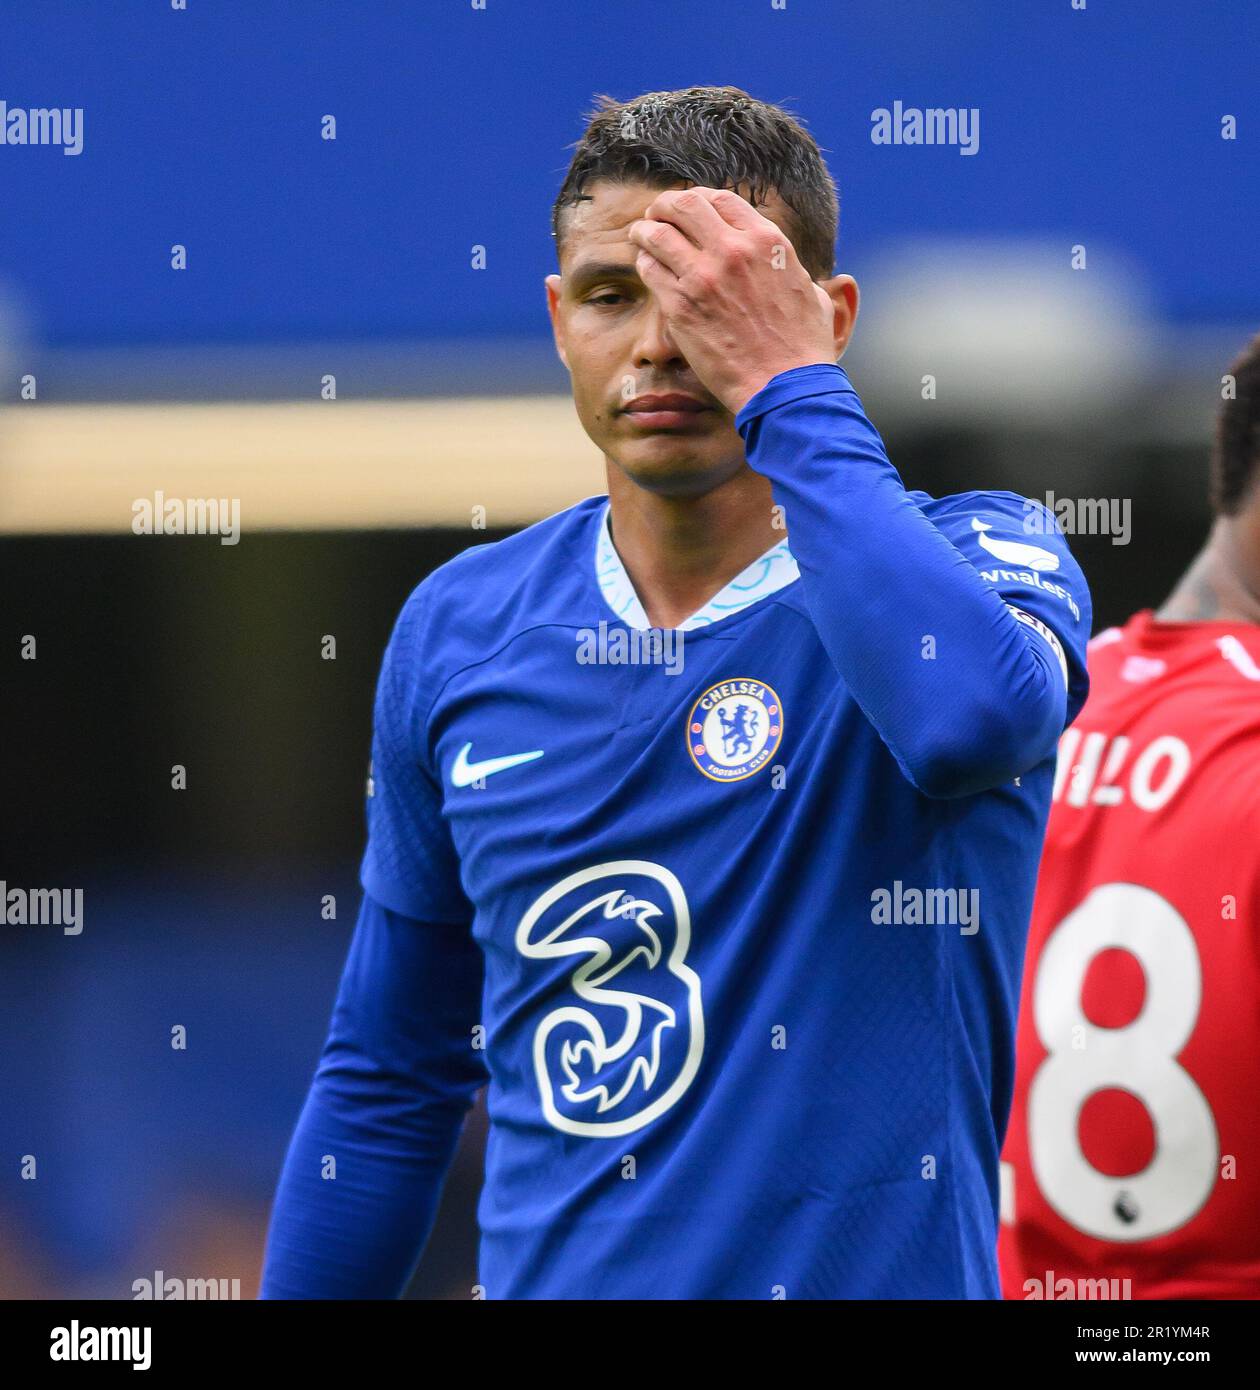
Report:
999,609,1260,1300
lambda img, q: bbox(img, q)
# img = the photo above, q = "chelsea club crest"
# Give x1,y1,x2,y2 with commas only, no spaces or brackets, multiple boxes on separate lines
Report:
686,677,784,782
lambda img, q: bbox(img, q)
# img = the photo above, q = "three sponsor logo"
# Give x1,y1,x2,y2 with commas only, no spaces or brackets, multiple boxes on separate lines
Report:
515,860,704,1137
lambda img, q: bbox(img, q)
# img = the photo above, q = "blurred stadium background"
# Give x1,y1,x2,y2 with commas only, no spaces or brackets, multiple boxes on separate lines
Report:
2,1,1258,1298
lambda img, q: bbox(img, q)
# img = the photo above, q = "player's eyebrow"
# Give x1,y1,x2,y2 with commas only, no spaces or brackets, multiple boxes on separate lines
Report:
564,260,641,295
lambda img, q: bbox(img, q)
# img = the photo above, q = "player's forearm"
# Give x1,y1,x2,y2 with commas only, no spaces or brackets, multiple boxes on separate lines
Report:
736,364,1066,797
259,1065,465,1298
260,896,486,1298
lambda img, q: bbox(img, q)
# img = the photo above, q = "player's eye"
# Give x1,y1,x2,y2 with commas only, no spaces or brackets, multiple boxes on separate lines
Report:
585,290,630,308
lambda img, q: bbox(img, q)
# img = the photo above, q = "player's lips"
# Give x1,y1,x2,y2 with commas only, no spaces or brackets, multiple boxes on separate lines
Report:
621,394,714,429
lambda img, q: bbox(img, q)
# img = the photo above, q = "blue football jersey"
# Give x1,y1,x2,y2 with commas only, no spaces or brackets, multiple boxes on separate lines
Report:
360,398,1091,1299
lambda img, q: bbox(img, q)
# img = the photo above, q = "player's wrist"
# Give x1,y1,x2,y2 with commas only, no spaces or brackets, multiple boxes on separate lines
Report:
733,362,852,436
726,359,839,415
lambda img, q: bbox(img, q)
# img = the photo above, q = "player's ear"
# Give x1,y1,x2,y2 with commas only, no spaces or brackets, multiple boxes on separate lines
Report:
544,274,570,371
819,274,859,360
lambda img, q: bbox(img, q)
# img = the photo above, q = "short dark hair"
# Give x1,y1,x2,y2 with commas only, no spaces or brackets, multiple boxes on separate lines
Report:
1213,332,1260,514
552,86,839,280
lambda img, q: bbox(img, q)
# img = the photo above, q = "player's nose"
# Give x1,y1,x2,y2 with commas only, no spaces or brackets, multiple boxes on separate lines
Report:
632,299,687,372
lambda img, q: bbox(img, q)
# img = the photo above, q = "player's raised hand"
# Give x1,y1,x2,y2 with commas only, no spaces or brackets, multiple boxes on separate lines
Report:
628,185,848,414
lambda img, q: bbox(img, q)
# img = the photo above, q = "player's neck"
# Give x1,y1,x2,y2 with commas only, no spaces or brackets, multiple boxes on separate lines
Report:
604,466,783,629
1157,515,1260,625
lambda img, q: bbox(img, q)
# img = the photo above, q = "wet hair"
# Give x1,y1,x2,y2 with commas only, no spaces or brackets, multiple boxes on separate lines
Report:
552,86,838,279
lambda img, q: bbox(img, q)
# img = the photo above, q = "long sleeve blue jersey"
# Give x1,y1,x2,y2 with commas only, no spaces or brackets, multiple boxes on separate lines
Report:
261,364,1091,1299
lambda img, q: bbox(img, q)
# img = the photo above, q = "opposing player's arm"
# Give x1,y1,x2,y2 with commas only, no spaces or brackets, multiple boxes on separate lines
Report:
261,586,485,1298
736,366,1091,798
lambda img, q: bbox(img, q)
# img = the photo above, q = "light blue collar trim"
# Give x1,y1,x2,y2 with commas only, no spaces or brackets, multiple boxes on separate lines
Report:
595,501,799,631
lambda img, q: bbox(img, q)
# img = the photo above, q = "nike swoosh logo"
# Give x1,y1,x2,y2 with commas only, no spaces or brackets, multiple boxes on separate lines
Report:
450,741,544,788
